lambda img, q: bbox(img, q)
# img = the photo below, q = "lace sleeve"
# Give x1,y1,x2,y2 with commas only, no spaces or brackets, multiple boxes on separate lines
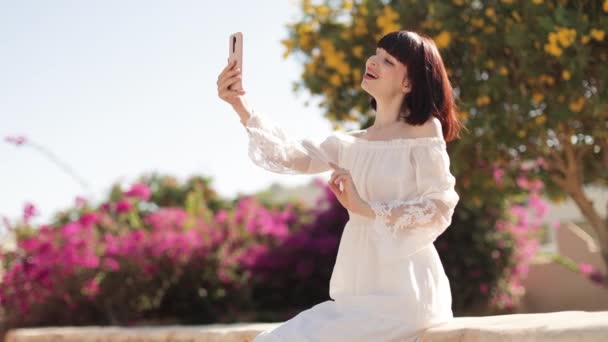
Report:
366,142,460,258
243,110,340,174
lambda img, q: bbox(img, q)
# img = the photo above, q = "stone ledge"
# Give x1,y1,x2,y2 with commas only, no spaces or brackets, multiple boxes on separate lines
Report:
6,310,608,342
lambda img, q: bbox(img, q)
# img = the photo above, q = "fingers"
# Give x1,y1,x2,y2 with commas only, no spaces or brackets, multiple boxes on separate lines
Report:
329,171,344,185
328,176,345,194
218,86,245,100
219,89,246,101
219,72,242,91
328,173,346,191
217,66,241,87
328,177,340,194
217,66,245,101
218,77,245,99
329,168,348,181
218,59,238,82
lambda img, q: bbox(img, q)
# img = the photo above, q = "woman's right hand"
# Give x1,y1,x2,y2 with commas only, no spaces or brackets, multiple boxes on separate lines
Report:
217,59,247,109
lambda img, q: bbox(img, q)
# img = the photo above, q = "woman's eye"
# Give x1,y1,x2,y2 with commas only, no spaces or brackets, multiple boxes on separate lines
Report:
384,58,393,65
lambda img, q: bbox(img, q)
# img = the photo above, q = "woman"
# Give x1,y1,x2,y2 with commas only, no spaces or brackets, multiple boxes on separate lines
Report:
217,30,464,342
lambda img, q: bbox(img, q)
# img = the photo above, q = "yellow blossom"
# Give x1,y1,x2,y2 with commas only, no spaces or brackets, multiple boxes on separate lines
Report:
471,18,484,29
460,110,469,121
483,26,496,34
319,39,350,77
342,0,353,11
329,74,341,86
532,0,543,4
359,5,368,16
590,29,605,41
485,7,496,21
281,38,294,59
532,93,544,104
297,23,313,37
299,34,313,50
535,115,546,125
562,70,571,80
548,32,558,44
314,5,330,17
354,17,367,36
353,45,364,58
376,6,401,36
581,35,591,44
569,96,585,112
544,42,562,57
302,0,313,14
499,66,509,76
539,74,555,85
435,31,452,48
476,95,491,106
304,60,316,75
517,130,526,138
604,0,608,13
352,69,361,84
556,27,576,47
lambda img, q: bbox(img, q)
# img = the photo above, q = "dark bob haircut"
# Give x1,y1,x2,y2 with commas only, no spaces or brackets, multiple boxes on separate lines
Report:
370,30,465,142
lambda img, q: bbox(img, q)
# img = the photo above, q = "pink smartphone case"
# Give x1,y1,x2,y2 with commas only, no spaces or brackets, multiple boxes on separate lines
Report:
228,32,243,90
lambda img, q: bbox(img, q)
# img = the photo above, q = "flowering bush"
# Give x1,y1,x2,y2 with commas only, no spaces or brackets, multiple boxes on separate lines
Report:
0,170,553,327
0,178,253,326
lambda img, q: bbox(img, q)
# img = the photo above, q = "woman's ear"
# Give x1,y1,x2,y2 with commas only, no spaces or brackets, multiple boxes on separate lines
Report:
402,80,411,94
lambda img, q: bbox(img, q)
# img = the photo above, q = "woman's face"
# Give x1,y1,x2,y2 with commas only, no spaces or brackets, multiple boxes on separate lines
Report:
361,47,410,100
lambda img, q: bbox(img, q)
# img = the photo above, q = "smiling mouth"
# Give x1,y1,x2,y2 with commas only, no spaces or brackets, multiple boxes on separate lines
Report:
364,72,378,80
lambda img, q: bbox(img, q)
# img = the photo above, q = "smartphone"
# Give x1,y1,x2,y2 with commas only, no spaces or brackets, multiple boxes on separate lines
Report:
228,32,243,91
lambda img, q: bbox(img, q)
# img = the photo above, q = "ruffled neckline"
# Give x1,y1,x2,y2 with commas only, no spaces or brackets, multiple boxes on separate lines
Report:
333,131,446,147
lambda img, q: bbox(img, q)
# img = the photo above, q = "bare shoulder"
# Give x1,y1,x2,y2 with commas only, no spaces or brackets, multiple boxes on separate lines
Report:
404,116,442,138
342,116,442,139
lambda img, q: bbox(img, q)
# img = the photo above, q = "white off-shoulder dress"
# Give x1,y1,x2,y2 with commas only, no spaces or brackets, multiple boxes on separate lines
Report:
242,111,460,342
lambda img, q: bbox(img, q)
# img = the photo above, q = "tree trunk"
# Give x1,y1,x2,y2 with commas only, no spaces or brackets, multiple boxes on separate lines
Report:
545,132,608,281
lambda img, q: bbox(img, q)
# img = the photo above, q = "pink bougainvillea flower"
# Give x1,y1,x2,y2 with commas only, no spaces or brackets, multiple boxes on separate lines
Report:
527,179,544,192
492,168,505,185
214,209,228,224
115,199,132,214
79,212,99,228
4,135,27,146
124,182,151,201
74,196,88,208
23,202,38,223
578,262,594,275
144,207,187,230
83,278,100,298
516,177,529,189
536,157,547,169
60,221,82,238
103,257,120,271
99,202,112,213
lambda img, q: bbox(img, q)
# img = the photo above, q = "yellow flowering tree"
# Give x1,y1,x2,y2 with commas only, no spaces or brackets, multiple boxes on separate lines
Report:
282,0,608,277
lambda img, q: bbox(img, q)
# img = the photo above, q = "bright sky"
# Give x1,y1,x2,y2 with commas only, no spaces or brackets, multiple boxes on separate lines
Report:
0,0,346,230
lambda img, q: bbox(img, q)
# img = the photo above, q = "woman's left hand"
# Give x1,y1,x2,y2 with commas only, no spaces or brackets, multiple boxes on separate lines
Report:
327,162,374,218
